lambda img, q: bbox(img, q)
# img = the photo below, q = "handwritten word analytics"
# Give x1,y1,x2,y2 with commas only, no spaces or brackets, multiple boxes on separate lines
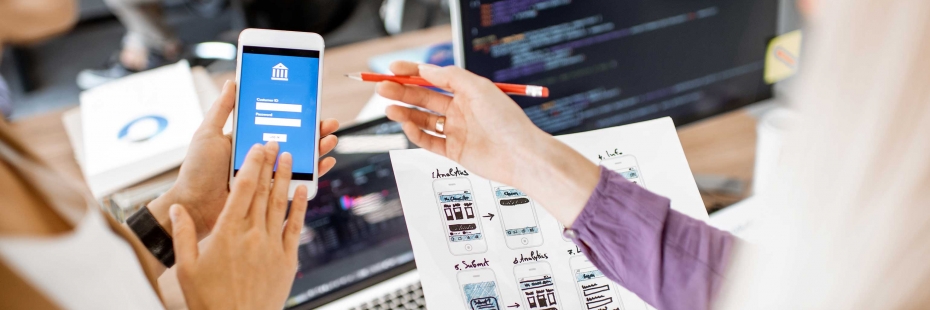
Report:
432,167,470,179
513,250,549,264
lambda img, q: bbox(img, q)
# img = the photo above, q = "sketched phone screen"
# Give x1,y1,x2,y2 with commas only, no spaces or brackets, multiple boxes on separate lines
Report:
438,190,482,242
575,268,622,310
235,46,319,180
463,281,501,310
494,187,539,236
518,275,559,309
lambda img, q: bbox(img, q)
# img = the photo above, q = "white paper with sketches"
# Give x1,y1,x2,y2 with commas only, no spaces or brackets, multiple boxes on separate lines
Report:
390,117,706,310
80,60,203,198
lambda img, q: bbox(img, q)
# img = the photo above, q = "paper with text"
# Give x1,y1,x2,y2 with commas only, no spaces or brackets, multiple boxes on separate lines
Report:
390,117,707,310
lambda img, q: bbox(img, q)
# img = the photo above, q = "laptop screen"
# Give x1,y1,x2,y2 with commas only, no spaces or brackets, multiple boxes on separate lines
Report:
285,118,416,308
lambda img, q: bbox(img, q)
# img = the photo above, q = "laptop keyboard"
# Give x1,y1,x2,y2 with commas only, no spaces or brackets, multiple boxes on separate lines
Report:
350,282,426,310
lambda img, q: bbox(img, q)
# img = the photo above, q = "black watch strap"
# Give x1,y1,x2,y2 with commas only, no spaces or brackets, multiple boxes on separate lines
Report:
127,206,175,268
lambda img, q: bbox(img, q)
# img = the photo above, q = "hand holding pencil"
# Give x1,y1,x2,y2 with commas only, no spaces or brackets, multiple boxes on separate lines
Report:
374,61,557,195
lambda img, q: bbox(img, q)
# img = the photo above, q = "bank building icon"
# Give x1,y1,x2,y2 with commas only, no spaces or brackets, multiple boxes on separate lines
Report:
272,63,288,81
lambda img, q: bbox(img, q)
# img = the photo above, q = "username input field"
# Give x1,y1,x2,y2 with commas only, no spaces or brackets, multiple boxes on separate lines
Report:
255,117,301,127
256,102,302,113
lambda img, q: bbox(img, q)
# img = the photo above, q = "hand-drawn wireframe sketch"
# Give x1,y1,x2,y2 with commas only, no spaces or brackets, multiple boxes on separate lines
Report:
490,181,544,249
459,269,503,310
514,262,562,310
435,177,489,255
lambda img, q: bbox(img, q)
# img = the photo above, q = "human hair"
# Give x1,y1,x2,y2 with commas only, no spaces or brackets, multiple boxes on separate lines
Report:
716,0,930,308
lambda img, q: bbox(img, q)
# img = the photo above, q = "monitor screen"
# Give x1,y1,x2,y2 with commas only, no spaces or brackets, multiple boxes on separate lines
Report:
455,0,778,134
285,119,416,308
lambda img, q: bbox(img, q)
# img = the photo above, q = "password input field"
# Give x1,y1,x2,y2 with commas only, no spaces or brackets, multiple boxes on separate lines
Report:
256,102,302,113
255,117,301,127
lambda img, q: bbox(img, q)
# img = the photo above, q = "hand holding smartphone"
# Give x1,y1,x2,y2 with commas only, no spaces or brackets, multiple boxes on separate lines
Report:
230,29,325,200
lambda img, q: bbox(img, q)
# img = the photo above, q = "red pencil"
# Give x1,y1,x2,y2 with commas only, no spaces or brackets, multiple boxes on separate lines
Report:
346,72,549,98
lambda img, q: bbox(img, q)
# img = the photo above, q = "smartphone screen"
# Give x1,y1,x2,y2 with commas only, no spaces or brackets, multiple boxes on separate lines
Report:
234,46,320,180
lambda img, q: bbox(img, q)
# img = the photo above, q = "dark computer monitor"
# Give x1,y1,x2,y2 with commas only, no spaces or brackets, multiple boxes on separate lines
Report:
286,118,417,309
451,0,778,134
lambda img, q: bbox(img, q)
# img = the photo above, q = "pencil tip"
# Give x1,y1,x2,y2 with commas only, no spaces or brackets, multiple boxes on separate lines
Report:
345,72,362,81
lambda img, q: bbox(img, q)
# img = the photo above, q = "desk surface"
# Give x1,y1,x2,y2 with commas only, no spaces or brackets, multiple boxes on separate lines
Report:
9,25,756,309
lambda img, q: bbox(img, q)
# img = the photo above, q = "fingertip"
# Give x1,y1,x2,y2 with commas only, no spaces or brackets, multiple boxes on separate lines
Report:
295,185,309,201
220,80,237,99
417,63,439,74
322,156,336,167
324,118,340,130
376,81,402,100
389,60,420,75
266,140,280,152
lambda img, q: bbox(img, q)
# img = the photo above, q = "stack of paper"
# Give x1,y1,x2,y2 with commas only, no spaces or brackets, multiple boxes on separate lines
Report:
77,61,204,198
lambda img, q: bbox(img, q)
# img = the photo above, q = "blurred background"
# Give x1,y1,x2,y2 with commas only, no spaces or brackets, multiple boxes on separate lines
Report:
0,0,451,119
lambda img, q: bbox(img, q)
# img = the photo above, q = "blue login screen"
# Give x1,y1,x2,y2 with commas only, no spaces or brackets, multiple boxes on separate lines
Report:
235,47,320,179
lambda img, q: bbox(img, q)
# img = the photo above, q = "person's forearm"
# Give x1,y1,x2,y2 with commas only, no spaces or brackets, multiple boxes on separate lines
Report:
511,133,601,227
572,167,736,309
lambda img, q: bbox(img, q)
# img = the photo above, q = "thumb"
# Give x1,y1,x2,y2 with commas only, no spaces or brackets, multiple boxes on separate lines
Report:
201,80,236,133
170,204,199,266
418,64,492,94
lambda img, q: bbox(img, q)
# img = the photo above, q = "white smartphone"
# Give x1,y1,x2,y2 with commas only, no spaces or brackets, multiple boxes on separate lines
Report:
434,178,488,255
457,269,503,310
490,182,544,249
514,262,562,310
230,29,324,200
599,155,645,188
569,256,624,310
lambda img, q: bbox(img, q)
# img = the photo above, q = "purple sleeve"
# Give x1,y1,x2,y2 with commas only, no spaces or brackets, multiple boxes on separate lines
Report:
568,166,735,310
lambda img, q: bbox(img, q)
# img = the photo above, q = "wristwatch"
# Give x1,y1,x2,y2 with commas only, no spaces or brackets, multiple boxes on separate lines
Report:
127,206,175,268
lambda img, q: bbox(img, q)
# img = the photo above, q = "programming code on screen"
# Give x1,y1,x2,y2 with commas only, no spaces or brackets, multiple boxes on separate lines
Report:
459,0,777,133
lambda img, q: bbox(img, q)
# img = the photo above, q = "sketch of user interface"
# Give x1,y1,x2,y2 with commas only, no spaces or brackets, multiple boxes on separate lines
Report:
514,262,561,310
491,182,543,249
600,155,645,188
570,256,624,310
459,269,503,310
434,178,487,255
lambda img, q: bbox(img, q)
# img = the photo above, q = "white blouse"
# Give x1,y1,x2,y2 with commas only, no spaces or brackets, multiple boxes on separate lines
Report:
0,141,164,310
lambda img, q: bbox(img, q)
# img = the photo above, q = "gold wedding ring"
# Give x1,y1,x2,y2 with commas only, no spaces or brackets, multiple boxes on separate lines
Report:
435,116,446,134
